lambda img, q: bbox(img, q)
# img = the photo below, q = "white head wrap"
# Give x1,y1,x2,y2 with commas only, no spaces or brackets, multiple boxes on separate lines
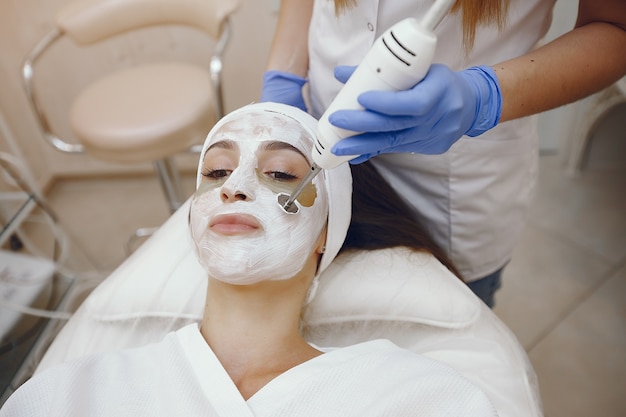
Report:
192,102,352,279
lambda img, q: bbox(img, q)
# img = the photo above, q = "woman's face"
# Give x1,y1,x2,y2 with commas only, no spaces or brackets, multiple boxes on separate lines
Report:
189,110,328,285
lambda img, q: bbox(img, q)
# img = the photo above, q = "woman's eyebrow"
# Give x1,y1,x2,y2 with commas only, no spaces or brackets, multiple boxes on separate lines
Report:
206,139,237,151
261,141,306,158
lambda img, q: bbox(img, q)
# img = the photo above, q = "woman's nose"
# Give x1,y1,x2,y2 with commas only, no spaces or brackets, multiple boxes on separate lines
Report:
220,188,251,203
219,165,256,203
220,177,255,203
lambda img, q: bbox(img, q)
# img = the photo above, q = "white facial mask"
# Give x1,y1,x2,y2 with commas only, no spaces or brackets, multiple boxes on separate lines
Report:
189,111,329,285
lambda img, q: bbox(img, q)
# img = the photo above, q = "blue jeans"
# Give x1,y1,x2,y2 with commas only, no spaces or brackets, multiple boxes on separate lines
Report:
467,266,504,308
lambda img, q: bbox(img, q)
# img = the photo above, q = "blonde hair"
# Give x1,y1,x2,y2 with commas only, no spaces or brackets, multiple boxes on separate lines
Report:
333,0,509,51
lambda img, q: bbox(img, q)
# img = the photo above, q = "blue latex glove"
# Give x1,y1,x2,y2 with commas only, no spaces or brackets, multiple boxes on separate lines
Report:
260,70,308,112
329,64,502,163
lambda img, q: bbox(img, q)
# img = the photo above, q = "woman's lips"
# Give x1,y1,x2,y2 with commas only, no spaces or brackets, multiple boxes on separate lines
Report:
209,214,261,235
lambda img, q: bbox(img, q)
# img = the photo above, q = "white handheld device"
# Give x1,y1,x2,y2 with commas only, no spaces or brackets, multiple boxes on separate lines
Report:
279,0,454,213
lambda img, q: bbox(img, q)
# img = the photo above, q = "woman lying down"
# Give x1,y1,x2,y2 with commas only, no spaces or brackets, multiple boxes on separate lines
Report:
0,103,497,416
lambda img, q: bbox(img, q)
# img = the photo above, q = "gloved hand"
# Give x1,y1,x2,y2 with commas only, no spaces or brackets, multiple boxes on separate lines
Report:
329,64,502,163
260,70,308,112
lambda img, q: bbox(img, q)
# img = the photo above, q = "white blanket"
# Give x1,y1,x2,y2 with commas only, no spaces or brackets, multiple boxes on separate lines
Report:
1,324,498,417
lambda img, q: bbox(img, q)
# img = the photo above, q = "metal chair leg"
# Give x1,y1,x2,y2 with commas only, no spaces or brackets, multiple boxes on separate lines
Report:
153,158,184,214
126,158,187,254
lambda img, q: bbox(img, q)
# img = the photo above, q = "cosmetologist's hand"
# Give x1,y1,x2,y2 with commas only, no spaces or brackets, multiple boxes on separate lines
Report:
329,64,502,163
260,70,308,112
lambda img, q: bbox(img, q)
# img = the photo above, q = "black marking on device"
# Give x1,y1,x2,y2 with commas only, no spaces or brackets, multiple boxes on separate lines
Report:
390,30,416,57
382,37,410,66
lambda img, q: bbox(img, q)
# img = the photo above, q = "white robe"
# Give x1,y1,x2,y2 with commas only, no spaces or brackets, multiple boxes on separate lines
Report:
1,324,498,416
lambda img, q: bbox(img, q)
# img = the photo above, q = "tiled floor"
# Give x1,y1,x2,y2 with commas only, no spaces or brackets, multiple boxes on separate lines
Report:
5,105,626,415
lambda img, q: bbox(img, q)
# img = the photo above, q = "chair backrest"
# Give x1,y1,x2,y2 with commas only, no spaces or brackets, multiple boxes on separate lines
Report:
56,0,240,44
36,199,543,417
22,0,241,155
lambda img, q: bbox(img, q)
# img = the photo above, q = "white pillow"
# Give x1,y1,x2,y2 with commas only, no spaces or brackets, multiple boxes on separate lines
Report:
307,248,480,328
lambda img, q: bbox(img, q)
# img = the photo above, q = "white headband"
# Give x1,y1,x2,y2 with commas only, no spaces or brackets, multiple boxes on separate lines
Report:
194,102,352,275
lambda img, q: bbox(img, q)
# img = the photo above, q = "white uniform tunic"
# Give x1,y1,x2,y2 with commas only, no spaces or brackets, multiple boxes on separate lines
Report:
1,324,498,416
308,0,556,280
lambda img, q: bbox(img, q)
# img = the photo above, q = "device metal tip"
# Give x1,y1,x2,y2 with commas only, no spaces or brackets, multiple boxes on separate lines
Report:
277,193,299,214
277,163,322,215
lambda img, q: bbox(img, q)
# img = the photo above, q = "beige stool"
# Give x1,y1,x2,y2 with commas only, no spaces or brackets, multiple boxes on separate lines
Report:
22,0,240,215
